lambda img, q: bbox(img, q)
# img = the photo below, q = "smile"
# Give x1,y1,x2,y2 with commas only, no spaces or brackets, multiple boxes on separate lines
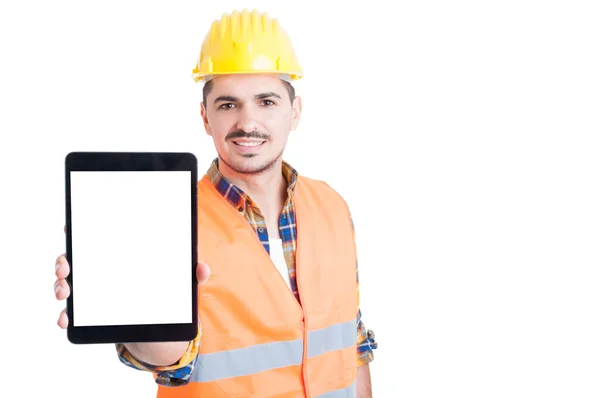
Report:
232,140,265,147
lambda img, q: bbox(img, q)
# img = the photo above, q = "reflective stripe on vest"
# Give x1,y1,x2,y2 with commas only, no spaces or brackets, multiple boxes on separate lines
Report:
191,318,355,382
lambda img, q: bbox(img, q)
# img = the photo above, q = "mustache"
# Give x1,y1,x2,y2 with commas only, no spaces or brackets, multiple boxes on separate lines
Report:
226,130,270,140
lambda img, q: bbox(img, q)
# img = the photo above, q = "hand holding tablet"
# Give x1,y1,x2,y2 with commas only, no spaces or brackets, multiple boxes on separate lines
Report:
58,152,202,344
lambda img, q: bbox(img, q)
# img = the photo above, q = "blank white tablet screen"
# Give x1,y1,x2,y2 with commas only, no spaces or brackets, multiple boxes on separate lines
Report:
69,171,192,327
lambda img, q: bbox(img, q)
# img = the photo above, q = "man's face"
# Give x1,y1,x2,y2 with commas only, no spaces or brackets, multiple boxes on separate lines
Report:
200,74,301,175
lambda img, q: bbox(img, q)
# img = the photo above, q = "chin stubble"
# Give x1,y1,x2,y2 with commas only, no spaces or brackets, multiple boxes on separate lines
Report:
219,148,284,175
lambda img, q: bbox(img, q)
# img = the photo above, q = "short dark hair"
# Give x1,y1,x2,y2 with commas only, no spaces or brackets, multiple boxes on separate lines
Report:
202,78,296,106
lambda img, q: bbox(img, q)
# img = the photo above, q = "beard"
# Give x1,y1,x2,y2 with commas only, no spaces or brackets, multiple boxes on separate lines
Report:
219,147,285,175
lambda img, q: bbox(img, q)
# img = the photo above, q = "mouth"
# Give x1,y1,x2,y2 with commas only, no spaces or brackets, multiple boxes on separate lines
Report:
232,140,266,147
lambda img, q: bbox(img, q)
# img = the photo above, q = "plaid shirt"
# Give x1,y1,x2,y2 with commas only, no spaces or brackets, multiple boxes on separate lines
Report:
117,158,378,386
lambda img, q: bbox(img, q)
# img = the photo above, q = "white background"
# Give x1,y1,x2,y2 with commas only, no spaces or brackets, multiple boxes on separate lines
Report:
1,0,599,397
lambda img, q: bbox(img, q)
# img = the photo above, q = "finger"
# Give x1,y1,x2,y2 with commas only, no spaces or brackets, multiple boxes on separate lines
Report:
57,308,69,329
196,261,211,285
54,278,71,300
55,254,70,279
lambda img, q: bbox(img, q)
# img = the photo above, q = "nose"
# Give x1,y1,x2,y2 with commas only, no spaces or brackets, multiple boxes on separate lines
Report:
236,105,259,133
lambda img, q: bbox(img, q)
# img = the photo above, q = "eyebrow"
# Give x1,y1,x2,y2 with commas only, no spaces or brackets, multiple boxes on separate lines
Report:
255,92,281,100
213,95,238,104
213,92,282,104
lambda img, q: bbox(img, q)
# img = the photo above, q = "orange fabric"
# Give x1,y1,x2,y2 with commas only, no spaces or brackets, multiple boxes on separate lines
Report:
156,175,357,397
306,346,357,396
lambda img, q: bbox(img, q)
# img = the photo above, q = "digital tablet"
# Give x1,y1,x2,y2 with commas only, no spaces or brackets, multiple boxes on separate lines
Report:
64,152,198,344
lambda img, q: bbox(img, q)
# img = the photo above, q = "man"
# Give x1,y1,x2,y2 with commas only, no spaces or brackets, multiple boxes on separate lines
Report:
54,9,377,397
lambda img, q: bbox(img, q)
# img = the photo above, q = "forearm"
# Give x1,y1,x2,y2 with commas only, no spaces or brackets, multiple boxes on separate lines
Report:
357,363,372,398
124,341,190,367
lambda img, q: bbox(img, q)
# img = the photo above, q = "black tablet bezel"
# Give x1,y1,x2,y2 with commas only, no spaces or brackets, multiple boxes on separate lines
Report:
64,151,198,344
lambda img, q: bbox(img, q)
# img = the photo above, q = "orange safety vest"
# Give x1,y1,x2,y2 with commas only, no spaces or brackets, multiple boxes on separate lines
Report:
157,174,358,397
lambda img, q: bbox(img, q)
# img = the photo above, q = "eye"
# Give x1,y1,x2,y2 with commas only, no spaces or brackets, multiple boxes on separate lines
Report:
261,99,275,106
218,103,236,110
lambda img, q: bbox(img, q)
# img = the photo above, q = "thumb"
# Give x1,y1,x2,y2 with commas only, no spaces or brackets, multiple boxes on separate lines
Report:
196,261,211,285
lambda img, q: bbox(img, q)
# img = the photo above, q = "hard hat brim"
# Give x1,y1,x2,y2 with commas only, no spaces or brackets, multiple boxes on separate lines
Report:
192,70,303,83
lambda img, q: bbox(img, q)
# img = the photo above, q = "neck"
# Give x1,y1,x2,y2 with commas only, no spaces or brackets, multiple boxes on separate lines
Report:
218,157,288,216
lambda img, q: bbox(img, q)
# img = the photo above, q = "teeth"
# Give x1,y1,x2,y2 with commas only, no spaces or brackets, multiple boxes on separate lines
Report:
235,141,262,147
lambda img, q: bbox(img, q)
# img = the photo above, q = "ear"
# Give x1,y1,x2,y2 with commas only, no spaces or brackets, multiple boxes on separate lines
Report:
290,95,302,131
200,101,212,136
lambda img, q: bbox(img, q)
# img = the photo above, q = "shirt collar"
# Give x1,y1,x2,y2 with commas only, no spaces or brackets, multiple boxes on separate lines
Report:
205,157,298,210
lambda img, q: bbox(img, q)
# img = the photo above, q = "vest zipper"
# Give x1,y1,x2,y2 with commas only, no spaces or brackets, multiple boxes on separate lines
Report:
295,227,311,398
235,202,309,396
239,212,310,396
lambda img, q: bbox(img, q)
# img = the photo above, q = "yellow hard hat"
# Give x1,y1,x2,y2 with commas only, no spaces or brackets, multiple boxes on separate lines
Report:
192,9,303,82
